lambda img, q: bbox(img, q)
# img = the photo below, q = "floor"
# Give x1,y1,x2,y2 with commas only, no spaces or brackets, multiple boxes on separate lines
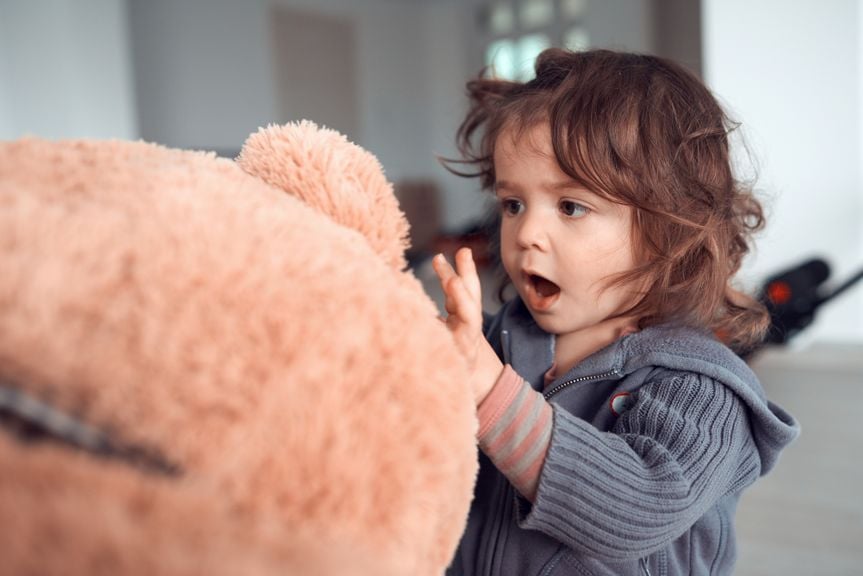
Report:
416,260,863,574
738,344,863,576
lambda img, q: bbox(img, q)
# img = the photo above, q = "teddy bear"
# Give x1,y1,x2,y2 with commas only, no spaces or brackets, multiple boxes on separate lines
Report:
0,122,478,575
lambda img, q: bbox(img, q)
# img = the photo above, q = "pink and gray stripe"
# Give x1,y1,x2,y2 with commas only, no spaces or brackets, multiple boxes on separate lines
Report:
477,365,553,501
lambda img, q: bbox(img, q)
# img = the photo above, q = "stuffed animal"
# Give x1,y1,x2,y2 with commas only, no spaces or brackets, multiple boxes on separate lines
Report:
0,122,478,575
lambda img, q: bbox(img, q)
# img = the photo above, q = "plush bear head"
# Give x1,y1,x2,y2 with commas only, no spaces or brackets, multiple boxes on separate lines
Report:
0,122,477,575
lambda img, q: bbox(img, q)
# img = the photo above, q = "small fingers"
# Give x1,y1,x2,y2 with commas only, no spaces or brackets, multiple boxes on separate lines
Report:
455,247,481,303
432,253,456,288
433,251,483,327
432,254,462,316
445,273,473,319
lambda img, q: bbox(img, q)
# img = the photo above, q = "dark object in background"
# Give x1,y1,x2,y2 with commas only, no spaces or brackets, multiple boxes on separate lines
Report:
394,179,442,268
759,258,863,345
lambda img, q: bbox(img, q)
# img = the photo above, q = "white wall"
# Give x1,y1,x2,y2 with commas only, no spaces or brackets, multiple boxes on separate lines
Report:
0,0,668,233
0,0,138,140
268,0,484,231
860,0,863,279
353,1,430,178
270,6,359,142
0,0,481,226
703,0,863,344
422,1,489,231
128,0,277,152
584,0,655,53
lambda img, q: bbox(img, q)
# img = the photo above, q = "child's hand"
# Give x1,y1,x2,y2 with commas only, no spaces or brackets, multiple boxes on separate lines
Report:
432,248,504,406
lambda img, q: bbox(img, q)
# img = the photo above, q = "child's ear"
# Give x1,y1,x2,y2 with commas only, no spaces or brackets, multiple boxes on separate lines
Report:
237,121,411,272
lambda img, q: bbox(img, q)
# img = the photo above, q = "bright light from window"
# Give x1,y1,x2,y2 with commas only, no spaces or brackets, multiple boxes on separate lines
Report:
517,33,550,80
483,1,579,81
486,39,517,80
484,33,550,81
564,26,590,52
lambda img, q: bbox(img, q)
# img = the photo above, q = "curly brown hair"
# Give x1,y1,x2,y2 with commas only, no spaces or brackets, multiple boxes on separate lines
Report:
443,48,769,354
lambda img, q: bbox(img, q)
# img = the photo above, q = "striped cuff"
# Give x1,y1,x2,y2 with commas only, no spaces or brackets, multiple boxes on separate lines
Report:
477,364,553,501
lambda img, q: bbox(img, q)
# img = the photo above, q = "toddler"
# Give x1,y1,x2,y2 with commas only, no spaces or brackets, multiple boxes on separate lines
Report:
433,48,799,576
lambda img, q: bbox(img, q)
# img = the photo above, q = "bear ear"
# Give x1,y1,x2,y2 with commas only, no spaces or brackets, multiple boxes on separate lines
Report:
237,121,411,271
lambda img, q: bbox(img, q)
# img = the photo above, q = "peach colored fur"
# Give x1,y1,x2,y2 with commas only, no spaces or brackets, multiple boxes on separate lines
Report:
0,122,478,575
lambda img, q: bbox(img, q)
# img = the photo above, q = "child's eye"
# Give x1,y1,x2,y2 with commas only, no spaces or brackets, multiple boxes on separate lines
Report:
559,199,589,218
500,198,524,216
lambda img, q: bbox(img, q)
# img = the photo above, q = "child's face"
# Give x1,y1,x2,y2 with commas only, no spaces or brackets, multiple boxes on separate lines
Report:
494,124,640,337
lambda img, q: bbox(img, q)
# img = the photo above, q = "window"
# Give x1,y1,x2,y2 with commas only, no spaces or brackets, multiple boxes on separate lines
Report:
489,2,515,34
481,0,589,81
485,39,517,80
564,26,590,52
520,0,553,28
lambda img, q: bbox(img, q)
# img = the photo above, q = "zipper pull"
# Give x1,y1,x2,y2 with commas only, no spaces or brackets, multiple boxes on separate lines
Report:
640,557,652,576
501,329,512,365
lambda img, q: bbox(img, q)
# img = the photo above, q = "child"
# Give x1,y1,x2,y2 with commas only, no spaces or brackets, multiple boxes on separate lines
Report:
433,49,799,576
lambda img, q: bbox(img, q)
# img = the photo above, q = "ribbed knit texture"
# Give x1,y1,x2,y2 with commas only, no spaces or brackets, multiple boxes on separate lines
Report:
519,372,759,559
449,300,799,576
477,365,552,501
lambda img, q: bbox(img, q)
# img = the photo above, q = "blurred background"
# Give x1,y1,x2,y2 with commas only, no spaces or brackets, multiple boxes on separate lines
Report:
1,0,861,574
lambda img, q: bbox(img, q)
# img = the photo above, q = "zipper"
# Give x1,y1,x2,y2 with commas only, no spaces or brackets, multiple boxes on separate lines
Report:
639,557,652,576
543,369,620,400
482,328,509,576
484,472,509,575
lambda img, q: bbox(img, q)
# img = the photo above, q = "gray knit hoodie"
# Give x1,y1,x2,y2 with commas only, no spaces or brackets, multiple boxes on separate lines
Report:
447,298,799,576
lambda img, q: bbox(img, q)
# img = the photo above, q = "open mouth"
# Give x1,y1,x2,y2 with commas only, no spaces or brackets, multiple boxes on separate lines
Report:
524,273,561,311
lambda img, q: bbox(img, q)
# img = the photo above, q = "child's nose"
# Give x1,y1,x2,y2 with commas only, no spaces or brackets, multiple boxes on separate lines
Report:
514,209,550,251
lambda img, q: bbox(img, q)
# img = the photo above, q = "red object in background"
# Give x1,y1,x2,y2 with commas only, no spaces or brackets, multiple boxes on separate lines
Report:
756,258,862,350
766,281,793,305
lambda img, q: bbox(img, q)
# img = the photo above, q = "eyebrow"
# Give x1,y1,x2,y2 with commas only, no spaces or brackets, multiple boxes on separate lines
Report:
550,180,589,192
494,179,591,194
493,180,515,194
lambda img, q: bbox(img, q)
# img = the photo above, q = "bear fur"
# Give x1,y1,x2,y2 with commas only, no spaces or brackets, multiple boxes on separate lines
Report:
0,122,477,575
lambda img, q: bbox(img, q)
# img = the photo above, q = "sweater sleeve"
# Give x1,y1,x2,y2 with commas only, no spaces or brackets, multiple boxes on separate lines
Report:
476,364,553,501
517,371,760,560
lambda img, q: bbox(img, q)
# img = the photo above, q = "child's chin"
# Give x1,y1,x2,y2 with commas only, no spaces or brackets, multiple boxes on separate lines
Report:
527,312,566,334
